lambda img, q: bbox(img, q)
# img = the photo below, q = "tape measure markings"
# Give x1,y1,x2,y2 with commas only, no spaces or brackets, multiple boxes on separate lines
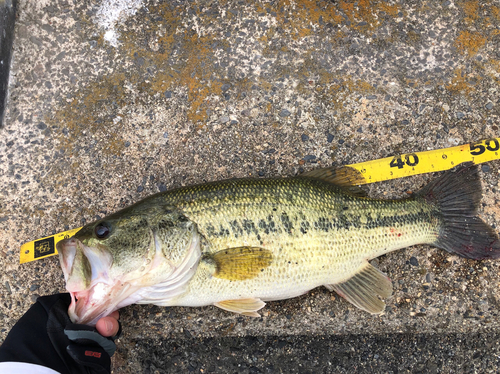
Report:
347,137,499,184
20,227,82,264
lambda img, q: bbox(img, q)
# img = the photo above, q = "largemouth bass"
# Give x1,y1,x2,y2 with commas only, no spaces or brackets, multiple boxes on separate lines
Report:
57,163,500,325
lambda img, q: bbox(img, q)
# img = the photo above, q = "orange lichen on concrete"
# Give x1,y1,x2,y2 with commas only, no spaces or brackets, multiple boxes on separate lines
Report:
446,68,483,95
354,79,376,93
268,0,401,39
52,73,128,157
122,3,228,124
486,59,500,85
339,0,371,25
321,77,377,110
378,2,400,17
150,31,225,124
338,0,400,29
295,0,344,25
178,36,224,124
50,0,401,136
266,0,342,39
492,5,500,20
488,59,500,73
461,0,479,20
454,30,487,57
454,1,500,62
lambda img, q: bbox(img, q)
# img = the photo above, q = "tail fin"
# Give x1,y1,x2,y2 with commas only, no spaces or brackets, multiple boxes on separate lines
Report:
417,163,500,260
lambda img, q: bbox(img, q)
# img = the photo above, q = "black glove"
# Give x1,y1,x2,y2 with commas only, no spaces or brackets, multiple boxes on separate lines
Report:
0,293,120,374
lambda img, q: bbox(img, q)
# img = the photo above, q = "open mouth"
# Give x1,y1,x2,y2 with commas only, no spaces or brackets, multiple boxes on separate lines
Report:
57,237,140,325
67,280,140,325
57,228,202,325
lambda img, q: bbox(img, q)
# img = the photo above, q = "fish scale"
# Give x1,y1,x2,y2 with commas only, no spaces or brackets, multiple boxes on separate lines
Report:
153,177,439,307
56,164,500,324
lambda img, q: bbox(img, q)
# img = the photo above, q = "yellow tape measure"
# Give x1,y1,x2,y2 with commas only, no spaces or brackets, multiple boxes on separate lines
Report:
19,137,500,264
20,227,82,264
347,137,500,184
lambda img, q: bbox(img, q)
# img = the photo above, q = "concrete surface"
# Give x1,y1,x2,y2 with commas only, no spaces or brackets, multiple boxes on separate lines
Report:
1,0,500,372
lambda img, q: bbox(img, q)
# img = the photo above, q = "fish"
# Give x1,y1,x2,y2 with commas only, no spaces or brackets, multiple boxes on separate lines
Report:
56,163,500,325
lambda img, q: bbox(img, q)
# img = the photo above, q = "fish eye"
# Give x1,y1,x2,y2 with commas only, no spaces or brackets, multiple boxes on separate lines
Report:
94,222,111,239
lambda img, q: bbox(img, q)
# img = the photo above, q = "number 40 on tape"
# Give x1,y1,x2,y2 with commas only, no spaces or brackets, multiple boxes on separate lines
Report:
346,137,499,184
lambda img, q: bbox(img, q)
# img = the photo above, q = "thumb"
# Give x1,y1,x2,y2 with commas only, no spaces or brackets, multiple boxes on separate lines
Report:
95,316,120,337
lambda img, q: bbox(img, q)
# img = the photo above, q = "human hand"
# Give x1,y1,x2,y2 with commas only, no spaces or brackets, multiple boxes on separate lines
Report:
64,309,121,374
95,311,120,338
0,293,121,374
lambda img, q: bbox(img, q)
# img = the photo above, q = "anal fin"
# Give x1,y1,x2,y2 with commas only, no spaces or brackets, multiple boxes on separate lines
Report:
214,298,265,317
327,262,392,314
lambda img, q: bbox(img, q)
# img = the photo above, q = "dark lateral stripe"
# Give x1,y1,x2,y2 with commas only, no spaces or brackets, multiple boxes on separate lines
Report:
203,209,437,239
313,210,437,233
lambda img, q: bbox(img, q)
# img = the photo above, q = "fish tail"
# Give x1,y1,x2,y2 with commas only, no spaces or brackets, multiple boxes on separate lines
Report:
417,162,500,260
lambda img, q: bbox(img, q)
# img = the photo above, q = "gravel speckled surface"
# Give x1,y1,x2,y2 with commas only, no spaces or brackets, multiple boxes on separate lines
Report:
122,332,500,373
1,0,499,372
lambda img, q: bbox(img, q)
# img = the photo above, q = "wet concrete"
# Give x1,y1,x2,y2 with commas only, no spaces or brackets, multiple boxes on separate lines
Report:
1,0,499,372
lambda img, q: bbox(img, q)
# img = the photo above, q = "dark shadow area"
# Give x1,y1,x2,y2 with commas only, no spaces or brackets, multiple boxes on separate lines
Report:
125,331,500,373
0,0,16,128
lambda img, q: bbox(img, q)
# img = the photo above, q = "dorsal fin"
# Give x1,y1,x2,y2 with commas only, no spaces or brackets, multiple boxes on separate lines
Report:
300,166,367,197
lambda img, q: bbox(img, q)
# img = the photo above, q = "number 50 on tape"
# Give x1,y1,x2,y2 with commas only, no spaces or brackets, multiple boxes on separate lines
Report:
346,137,500,184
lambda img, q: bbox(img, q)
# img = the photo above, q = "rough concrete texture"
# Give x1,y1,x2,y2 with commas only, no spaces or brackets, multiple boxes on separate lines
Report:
1,0,500,372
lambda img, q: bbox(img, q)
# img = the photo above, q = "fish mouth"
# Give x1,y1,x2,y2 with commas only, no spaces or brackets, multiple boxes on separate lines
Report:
57,237,141,325
68,280,140,326
57,230,202,326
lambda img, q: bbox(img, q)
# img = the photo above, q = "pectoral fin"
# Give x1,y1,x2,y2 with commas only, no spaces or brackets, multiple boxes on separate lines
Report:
202,247,273,281
214,298,266,317
326,262,392,314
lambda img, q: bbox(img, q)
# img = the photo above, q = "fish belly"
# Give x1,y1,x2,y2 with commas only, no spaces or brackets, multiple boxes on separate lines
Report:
170,213,438,307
